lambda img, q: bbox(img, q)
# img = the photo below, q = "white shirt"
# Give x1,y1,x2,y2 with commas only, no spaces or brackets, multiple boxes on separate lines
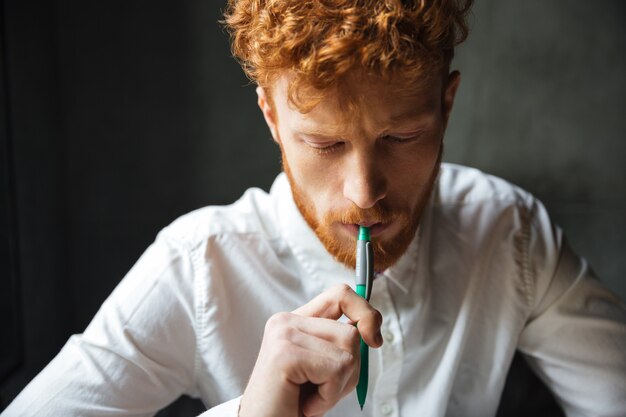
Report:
4,164,626,417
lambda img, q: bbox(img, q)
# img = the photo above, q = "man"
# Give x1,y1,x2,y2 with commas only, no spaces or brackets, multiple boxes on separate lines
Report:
4,1,626,416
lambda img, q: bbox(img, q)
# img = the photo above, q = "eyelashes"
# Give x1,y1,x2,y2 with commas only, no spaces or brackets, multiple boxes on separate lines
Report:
382,134,420,143
306,133,424,155
312,142,345,154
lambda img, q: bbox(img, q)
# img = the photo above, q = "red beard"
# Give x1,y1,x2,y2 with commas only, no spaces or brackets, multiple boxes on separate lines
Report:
282,152,439,271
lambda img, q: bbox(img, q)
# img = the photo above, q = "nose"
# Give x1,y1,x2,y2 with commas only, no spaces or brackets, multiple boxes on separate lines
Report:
342,152,387,209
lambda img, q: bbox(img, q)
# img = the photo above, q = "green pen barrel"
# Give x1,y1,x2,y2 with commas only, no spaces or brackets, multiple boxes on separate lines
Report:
356,284,368,409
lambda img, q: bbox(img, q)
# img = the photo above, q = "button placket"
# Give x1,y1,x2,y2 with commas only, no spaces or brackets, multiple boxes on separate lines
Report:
372,276,403,417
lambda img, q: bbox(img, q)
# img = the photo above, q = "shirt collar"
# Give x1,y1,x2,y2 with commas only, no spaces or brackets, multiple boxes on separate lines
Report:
271,173,419,295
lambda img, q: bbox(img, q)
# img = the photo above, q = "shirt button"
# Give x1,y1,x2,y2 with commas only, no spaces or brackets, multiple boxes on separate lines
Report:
380,402,393,415
383,329,394,343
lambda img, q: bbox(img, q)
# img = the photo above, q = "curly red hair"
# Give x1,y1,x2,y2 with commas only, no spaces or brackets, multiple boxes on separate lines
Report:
224,0,473,111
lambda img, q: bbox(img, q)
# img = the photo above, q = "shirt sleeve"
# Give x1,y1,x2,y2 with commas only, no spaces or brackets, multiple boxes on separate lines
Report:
517,199,626,417
3,231,210,417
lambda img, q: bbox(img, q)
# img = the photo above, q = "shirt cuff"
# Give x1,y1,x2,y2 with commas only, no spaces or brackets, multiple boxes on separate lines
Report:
197,396,242,417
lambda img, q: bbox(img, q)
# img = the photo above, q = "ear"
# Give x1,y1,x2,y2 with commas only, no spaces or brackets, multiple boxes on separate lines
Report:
442,71,461,129
256,86,280,143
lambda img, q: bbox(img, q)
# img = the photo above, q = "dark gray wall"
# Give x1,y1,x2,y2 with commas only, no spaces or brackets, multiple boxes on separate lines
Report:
1,0,624,415
1,0,74,406
0,0,278,411
56,1,280,330
446,0,626,301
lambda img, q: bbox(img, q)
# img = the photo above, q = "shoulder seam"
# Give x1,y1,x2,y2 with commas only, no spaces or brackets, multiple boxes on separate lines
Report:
519,200,536,312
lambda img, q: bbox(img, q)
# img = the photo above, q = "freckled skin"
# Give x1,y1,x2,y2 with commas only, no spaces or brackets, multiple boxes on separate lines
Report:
257,71,461,270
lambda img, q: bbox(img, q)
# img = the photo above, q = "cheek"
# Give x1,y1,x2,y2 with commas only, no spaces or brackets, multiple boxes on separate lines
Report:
281,141,343,216
393,150,436,182
281,135,340,187
384,142,441,206
285,149,337,191
301,160,343,213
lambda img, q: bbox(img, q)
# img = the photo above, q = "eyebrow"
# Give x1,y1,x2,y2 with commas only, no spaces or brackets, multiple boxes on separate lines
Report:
293,102,438,138
388,104,438,123
294,122,349,138
297,130,346,140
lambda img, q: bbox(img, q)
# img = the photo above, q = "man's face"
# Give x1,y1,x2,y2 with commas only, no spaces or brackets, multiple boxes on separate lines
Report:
258,72,460,271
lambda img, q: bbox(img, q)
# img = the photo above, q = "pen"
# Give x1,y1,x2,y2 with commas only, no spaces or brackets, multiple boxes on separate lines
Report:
355,225,373,410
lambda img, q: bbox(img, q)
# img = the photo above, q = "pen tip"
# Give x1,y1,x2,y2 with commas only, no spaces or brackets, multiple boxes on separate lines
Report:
357,394,365,410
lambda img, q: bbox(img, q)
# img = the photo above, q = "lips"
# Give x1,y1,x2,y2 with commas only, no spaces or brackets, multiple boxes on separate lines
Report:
340,221,390,238
357,221,378,228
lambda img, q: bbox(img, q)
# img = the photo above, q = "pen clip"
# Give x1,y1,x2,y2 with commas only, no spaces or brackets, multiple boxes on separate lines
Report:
365,241,373,301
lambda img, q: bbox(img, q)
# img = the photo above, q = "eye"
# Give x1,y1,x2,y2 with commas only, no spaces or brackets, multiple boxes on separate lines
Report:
382,131,424,144
311,142,344,155
301,136,345,154
383,134,415,143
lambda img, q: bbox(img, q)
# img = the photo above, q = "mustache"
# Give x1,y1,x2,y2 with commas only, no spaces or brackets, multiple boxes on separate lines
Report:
322,203,401,225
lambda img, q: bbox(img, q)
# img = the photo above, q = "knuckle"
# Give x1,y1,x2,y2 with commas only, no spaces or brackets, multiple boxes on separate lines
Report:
266,311,290,328
337,350,357,373
279,326,298,341
332,283,353,298
265,312,292,335
263,313,304,353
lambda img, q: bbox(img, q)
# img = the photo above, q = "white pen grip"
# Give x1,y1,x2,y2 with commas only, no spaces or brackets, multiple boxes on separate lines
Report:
356,240,368,286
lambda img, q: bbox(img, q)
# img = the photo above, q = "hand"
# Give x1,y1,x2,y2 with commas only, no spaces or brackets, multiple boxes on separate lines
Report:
239,284,384,417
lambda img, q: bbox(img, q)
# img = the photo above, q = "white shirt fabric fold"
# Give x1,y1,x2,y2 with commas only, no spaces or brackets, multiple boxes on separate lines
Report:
4,164,626,417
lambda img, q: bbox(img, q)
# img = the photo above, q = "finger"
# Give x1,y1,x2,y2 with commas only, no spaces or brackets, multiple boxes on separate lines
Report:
289,329,358,390
292,284,361,318
302,370,359,417
283,337,357,405
293,284,384,347
260,313,361,416
293,344,357,417
290,315,361,353
264,312,360,358
302,387,338,417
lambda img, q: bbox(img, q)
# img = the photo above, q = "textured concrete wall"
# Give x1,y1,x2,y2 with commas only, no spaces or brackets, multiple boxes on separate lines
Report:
446,0,626,300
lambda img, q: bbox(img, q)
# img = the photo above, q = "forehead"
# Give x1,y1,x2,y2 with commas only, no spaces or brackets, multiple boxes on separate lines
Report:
271,73,444,134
